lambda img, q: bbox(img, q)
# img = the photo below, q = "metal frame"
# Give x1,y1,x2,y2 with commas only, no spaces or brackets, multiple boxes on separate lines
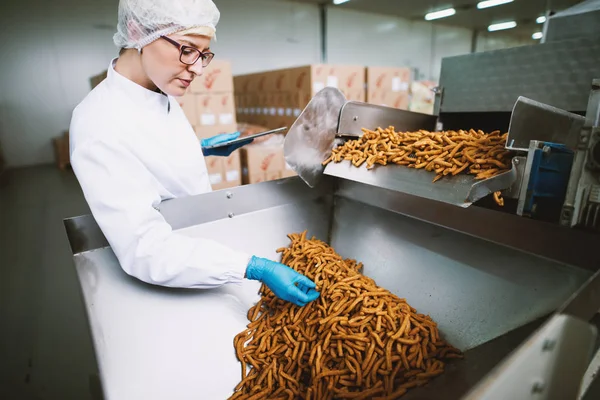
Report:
562,79,600,230
64,173,600,400
438,37,600,113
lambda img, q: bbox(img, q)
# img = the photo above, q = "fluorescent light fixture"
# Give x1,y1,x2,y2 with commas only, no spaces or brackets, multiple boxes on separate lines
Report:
425,8,456,21
532,32,543,40
536,16,547,24
477,0,513,9
488,21,517,31
333,0,351,4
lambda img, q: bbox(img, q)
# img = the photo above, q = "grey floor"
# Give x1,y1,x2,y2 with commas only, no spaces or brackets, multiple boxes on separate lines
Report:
0,165,96,400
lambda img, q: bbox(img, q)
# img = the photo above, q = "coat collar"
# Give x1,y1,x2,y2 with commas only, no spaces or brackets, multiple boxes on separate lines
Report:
105,58,170,114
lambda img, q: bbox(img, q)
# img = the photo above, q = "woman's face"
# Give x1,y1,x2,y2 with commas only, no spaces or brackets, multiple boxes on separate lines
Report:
141,33,211,97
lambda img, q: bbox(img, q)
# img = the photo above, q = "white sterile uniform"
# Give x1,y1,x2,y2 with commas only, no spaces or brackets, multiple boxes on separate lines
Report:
70,59,250,288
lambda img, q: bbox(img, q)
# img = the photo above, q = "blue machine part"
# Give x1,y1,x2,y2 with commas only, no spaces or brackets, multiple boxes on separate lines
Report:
523,142,574,216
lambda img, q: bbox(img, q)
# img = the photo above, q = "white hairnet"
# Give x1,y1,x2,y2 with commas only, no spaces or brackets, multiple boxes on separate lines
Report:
114,0,220,49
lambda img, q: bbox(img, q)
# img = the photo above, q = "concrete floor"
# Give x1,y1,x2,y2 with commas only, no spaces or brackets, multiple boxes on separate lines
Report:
0,165,96,400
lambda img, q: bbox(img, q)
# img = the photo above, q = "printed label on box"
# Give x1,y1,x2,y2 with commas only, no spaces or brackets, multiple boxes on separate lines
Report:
392,77,402,92
226,170,240,182
209,173,223,185
270,107,276,116
294,108,301,117
313,82,325,93
327,76,339,89
278,108,285,116
263,108,268,115
219,113,234,125
201,114,216,126
286,108,292,116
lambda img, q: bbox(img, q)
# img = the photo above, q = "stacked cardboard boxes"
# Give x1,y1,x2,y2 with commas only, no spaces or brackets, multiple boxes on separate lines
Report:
241,140,296,185
234,65,365,129
409,81,437,115
53,131,70,170
176,60,242,190
90,71,108,90
366,67,412,110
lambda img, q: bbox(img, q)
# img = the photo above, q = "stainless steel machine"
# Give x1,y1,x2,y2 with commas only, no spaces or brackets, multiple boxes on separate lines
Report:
64,4,600,400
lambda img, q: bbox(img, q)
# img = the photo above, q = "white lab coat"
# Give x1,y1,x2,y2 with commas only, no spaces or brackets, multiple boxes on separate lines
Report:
70,59,250,288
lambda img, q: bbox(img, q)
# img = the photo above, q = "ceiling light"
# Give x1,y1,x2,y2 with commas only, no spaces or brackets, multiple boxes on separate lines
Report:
488,21,517,31
477,0,514,9
333,0,351,4
425,8,456,21
536,16,547,24
532,32,543,40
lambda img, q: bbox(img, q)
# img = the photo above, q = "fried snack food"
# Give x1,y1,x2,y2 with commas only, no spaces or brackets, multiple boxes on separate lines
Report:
230,232,462,400
493,191,505,207
322,127,512,184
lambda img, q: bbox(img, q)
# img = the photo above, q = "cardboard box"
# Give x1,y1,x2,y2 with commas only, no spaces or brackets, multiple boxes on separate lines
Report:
204,156,224,186
370,92,410,110
190,60,234,94
194,124,237,140
234,65,365,126
341,88,366,103
53,132,70,170
409,81,436,115
176,95,198,125
223,151,242,186
195,92,236,128
241,145,285,184
366,67,412,107
212,181,240,191
90,70,108,90
386,92,410,110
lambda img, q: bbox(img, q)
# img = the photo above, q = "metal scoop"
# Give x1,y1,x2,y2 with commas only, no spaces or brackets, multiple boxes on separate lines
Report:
284,88,348,188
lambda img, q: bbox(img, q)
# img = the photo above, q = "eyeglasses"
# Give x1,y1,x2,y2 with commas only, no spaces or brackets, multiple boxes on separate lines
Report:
160,36,215,67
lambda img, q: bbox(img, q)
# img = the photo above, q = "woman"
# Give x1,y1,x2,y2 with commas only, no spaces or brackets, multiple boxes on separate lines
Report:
70,0,319,307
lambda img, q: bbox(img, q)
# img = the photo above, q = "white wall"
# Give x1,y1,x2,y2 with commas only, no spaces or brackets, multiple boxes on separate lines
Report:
475,32,536,52
0,0,322,168
1,0,528,168
0,0,118,168
213,0,321,75
326,8,473,82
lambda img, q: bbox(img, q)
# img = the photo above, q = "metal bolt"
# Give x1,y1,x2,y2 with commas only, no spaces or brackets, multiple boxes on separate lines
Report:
226,192,233,199
532,381,545,394
353,116,359,122
228,212,235,218
542,339,555,351
542,145,551,154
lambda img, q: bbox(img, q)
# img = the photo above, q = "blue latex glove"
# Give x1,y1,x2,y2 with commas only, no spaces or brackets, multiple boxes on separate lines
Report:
200,132,253,157
246,256,320,307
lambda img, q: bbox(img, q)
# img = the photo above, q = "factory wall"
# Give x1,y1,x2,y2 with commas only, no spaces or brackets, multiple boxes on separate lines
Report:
475,32,536,52
326,8,473,82
0,0,528,169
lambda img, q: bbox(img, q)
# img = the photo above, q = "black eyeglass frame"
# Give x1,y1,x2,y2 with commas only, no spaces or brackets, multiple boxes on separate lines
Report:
160,36,215,67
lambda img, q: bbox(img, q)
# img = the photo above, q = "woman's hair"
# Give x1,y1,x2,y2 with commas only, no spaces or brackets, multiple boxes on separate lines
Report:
119,48,126,56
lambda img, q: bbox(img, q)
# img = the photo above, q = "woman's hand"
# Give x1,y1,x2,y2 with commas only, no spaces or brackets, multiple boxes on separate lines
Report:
200,132,253,157
246,256,320,307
